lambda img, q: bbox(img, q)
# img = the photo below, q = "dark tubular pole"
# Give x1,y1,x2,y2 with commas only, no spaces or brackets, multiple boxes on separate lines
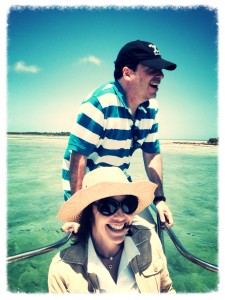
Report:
7,232,72,263
163,224,218,273
149,204,218,273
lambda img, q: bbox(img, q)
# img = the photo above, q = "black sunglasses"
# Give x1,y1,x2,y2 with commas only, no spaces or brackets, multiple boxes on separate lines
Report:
94,195,138,216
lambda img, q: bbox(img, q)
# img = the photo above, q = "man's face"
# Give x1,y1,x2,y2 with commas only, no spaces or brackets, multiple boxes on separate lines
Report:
130,64,164,100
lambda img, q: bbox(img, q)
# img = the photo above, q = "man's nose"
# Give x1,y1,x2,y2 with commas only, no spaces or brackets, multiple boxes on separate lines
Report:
156,70,164,78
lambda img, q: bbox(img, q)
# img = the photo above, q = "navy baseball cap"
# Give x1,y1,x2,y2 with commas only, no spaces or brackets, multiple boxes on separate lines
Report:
114,40,177,71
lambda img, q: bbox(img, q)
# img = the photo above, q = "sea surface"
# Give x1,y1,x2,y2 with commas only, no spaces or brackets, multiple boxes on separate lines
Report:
6,135,219,294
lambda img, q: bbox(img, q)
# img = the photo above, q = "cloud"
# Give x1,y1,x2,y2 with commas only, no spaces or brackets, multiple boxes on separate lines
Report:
78,55,102,65
14,61,41,73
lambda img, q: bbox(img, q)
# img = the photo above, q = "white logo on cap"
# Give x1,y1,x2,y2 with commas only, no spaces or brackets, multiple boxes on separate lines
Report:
148,44,160,56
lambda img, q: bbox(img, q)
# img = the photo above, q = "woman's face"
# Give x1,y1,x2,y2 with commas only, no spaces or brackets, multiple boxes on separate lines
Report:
91,195,135,248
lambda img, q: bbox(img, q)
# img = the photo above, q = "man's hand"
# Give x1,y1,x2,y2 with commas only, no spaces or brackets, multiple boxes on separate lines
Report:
155,201,174,227
61,222,80,233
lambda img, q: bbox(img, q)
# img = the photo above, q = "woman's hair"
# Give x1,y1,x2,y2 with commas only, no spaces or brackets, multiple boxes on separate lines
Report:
72,204,93,244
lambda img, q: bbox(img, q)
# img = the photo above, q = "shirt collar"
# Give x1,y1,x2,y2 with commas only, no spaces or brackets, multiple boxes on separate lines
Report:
59,239,87,265
87,236,104,274
113,80,151,114
113,80,129,109
118,237,140,274
87,235,140,274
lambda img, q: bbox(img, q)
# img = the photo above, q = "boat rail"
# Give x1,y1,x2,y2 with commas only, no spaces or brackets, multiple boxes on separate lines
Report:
7,209,218,273
7,232,72,263
152,205,218,273
163,224,218,272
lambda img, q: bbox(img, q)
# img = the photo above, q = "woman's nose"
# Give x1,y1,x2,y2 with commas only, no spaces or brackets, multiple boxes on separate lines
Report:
113,208,126,218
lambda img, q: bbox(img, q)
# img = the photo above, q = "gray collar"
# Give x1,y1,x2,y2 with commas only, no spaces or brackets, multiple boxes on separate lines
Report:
59,225,152,271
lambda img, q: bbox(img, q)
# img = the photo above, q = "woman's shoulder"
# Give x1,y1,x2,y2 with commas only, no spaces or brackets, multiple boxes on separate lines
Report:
132,215,156,230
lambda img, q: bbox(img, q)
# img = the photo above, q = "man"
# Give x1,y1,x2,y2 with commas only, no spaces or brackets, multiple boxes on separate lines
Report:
62,40,177,229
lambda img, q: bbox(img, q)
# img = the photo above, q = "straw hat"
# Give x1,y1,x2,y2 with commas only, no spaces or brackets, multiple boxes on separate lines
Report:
58,167,157,222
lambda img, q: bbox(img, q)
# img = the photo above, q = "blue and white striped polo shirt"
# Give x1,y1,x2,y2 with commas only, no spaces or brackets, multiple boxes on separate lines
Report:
62,81,160,200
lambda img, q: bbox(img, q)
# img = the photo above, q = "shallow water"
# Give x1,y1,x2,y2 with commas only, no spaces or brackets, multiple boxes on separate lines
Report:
7,136,218,293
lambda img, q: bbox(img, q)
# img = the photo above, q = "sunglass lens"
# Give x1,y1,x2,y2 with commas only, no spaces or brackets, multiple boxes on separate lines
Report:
97,198,117,216
121,196,138,214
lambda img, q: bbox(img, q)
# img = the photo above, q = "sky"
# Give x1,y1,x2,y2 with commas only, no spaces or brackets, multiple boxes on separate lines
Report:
3,2,220,142
4,3,220,140
5,4,219,140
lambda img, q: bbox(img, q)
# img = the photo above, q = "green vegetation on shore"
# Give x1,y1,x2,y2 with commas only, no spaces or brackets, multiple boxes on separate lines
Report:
173,137,218,146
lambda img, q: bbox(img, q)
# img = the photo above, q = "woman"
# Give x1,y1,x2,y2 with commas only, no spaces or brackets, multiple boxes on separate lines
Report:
48,167,175,293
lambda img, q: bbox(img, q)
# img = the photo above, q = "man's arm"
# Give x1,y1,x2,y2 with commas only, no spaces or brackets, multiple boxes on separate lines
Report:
69,150,87,195
61,151,87,233
142,152,174,226
143,152,163,197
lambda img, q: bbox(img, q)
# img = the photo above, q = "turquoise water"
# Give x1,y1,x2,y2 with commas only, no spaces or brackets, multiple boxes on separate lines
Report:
7,136,218,293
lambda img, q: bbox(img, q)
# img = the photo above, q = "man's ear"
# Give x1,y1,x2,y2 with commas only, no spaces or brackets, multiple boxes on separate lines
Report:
122,66,131,79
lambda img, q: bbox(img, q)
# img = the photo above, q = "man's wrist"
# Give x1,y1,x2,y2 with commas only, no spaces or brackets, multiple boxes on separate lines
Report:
153,196,166,205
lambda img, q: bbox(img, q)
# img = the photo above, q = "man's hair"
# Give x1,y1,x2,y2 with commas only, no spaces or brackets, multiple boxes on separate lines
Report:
113,63,138,80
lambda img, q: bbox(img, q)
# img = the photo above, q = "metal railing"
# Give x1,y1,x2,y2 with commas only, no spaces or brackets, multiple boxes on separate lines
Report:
151,205,218,273
7,209,218,273
163,224,218,273
7,232,72,263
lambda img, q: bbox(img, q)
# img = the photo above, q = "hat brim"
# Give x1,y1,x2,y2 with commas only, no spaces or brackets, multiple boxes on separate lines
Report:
58,180,157,222
142,58,177,71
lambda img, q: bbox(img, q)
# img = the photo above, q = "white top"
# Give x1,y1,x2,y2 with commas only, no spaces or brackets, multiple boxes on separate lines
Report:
87,236,140,293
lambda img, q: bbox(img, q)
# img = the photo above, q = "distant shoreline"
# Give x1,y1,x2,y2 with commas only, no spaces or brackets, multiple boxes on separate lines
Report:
7,132,218,145
7,132,70,136
172,141,217,146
